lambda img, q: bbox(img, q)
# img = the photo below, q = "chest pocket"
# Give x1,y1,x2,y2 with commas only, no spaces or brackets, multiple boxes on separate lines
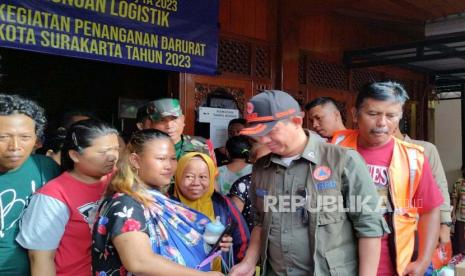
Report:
315,191,351,258
316,187,347,226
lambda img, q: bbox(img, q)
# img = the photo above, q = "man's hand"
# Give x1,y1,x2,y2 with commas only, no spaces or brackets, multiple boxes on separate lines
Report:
402,260,429,276
358,237,381,276
439,224,451,245
229,259,256,276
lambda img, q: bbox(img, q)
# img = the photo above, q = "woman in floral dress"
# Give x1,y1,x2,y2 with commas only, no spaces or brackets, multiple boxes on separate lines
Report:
92,129,227,276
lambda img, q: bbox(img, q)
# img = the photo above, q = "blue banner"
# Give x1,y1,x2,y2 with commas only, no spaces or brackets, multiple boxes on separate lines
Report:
0,0,219,74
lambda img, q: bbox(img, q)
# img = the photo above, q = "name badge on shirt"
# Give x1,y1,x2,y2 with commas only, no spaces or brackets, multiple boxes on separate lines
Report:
314,180,337,190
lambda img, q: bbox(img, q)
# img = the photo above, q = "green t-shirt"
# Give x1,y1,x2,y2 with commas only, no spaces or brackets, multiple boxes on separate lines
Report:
0,155,60,275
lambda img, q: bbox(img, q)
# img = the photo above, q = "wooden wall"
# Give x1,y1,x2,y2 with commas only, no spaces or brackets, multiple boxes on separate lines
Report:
280,12,429,137
180,1,430,139
219,0,276,42
179,0,278,136
298,14,422,60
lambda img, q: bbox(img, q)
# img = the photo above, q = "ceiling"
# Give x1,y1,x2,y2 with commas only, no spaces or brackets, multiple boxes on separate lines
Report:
287,0,465,25
282,0,465,88
343,32,465,87
284,0,465,38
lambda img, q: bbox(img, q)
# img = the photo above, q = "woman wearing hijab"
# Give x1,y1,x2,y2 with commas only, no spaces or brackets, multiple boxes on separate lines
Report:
173,152,250,268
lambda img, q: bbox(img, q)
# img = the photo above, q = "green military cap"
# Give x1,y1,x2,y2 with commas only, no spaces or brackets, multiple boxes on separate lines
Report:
147,98,183,121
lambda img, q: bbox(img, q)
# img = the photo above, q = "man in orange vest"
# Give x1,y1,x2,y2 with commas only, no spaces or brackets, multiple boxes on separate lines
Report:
305,97,347,141
305,96,362,146
307,96,452,250
331,81,443,276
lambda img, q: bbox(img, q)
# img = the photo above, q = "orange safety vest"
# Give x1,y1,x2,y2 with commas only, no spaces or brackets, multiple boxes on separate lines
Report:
331,129,425,275
330,129,358,146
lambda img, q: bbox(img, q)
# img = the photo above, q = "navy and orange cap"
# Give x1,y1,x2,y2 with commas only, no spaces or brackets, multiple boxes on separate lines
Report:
240,90,301,137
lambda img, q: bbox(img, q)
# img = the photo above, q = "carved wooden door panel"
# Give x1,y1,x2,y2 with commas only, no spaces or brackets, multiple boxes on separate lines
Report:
180,73,256,136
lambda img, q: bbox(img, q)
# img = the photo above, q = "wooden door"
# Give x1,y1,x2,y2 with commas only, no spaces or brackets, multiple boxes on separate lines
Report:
179,73,261,135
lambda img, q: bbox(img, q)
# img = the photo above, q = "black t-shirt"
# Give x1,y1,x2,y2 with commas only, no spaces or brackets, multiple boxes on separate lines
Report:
229,174,253,231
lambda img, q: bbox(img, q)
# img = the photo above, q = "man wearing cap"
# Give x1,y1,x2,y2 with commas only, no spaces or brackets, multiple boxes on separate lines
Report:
230,90,387,276
146,98,216,161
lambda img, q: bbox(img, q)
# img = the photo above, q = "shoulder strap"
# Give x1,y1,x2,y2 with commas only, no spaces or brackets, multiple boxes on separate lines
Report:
222,195,248,260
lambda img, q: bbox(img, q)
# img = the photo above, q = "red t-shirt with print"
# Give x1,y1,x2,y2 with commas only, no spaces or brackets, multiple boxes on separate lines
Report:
357,138,443,275
39,172,111,276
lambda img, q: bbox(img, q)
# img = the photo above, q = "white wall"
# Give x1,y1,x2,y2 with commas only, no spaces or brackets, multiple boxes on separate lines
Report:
434,99,462,190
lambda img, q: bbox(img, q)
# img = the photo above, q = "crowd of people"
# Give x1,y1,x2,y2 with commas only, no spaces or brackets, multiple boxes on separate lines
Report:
0,80,459,276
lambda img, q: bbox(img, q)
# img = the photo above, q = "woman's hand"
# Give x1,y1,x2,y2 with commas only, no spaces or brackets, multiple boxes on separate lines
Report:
219,235,233,252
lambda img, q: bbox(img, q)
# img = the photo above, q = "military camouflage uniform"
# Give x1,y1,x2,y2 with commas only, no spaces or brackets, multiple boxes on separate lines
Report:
176,134,216,161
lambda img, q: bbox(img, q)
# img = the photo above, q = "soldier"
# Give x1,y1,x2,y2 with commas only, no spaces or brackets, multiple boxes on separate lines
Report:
146,98,216,161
